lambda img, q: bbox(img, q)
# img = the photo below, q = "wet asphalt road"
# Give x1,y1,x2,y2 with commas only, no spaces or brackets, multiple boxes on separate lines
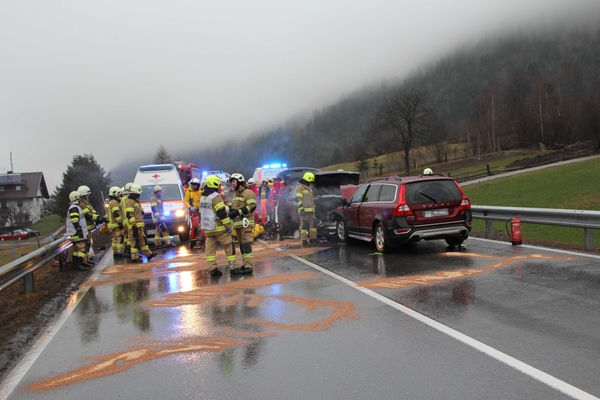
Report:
2,237,600,399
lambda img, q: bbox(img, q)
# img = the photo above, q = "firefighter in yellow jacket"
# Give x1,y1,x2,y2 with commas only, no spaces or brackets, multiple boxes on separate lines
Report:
126,184,157,263
120,182,133,256
184,177,203,249
200,175,237,277
296,172,317,244
227,173,256,274
78,185,108,265
107,186,125,258
150,185,172,247
66,191,89,271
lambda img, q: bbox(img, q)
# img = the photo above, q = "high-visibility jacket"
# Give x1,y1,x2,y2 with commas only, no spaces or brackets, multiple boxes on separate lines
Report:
200,191,232,236
65,203,88,238
184,187,202,210
150,193,165,223
259,185,270,202
126,197,145,229
107,198,123,230
120,195,130,227
296,183,315,213
231,187,257,228
79,198,99,231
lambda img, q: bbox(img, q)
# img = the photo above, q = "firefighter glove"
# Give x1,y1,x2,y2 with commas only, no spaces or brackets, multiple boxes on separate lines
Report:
118,222,124,230
299,209,306,216
75,228,83,238
228,209,238,220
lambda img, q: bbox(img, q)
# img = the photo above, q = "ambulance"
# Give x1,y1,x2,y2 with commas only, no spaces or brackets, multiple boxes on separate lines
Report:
133,164,191,242
252,163,287,183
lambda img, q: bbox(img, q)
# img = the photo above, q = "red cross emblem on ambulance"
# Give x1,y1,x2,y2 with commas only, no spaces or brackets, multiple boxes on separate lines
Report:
152,174,160,179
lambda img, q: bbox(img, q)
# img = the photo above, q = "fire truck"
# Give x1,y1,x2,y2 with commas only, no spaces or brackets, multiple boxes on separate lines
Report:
174,160,201,186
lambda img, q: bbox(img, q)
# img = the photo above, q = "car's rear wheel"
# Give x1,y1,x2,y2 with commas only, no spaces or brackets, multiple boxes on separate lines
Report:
336,219,349,243
374,223,391,253
445,236,465,247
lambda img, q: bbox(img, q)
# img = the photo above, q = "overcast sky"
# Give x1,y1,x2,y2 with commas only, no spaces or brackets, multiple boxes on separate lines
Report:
1,0,599,191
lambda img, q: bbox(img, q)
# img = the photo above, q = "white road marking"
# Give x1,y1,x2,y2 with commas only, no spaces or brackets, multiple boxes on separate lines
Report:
290,253,600,400
0,252,111,399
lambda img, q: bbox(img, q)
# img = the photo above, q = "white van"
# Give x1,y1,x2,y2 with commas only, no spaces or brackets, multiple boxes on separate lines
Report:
251,164,287,183
200,170,230,186
133,164,190,242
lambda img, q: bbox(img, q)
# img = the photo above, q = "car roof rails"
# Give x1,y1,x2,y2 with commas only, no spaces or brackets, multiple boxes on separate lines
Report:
419,173,447,177
365,175,402,183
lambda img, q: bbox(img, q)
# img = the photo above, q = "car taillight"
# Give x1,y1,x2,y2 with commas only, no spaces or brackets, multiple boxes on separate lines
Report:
459,197,471,211
393,185,414,218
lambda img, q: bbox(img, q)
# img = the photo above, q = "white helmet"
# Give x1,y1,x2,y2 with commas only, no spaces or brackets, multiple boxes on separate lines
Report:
129,184,142,195
69,191,81,202
153,185,163,193
77,185,91,196
247,178,256,186
423,168,433,175
109,186,121,197
190,178,201,186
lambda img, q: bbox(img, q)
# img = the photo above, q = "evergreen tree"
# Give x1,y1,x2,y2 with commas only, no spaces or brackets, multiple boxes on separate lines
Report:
51,154,112,217
154,145,172,164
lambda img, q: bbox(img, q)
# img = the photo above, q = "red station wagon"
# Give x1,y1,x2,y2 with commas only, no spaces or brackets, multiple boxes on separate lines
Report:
330,175,472,252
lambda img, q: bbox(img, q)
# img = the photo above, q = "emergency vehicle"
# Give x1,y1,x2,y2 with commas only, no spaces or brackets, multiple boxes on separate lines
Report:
175,160,201,186
201,170,230,186
252,163,287,183
133,164,191,242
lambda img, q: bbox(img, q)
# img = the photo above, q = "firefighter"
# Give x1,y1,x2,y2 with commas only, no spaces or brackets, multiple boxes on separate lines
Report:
107,186,125,258
247,178,259,197
150,185,173,247
258,179,270,226
227,173,256,274
296,172,317,244
184,177,202,249
78,185,108,266
66,191,89,271
267,176,284,235
200,175,237,277
126,184,158,263
121,182,133,256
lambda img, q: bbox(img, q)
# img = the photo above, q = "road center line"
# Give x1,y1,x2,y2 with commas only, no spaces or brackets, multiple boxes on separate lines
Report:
290,253,599,400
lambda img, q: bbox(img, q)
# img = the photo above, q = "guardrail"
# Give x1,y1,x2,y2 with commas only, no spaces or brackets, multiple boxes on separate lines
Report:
471,205,600,251
0,236,72,293
0,225,106,294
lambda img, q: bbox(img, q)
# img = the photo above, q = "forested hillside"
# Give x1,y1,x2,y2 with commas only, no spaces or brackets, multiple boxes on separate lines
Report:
112,23,600,181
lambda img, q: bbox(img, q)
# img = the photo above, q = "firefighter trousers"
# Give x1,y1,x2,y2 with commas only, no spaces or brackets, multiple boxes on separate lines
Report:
110,227,125,255
205,232,237,271
130,226,152,260
299,212,317,242
234,227,254,268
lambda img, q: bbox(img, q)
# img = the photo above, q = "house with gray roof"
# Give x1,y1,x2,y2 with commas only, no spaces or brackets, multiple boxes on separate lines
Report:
0,172,50,226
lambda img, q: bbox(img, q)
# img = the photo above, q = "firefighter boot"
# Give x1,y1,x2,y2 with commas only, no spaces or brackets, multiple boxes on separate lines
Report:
230,265,253,275
147,251,158,261
72,257,88,271
209,268,222,277
190,240,198,250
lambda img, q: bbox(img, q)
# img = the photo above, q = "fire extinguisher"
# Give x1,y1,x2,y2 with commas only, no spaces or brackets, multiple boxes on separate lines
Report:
507,216,522,246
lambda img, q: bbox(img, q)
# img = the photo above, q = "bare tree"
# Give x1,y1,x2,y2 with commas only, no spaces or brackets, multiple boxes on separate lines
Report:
421,118,448,164
373,88,434,176
154,145,172,164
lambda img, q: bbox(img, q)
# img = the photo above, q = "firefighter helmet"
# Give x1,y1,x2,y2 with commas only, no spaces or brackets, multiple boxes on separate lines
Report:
247,178,256,187
125,182,133,190
302,172,315,183
69,191,81,202
129,184,142,195
77,185,91,196
190,178,200,186
109,186,121,197
423,168,433,175
229,173,245,183
205,175,221,189
153,185,163,193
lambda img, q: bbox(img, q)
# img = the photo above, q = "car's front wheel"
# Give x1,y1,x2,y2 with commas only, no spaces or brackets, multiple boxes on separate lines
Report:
336,219,349,243
374,222,391,253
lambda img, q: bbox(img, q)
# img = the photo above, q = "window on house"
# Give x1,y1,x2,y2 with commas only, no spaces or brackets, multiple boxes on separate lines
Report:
0,200,7,208
17,200,23,208
15,186,21,190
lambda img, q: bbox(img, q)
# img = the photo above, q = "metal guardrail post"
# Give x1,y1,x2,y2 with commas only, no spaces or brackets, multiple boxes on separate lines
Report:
485,220,494,238
585,228,594,252
24,272,34,293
